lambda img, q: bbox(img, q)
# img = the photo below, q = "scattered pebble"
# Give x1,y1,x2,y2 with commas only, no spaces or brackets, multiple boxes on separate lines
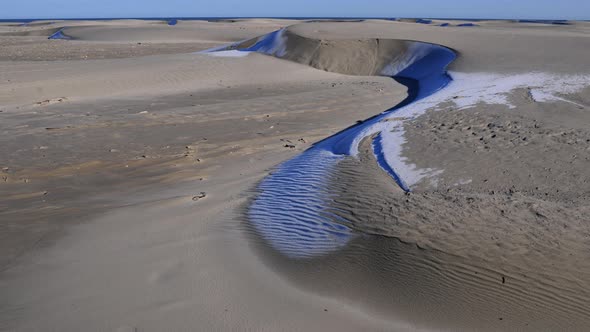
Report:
192,192,207,201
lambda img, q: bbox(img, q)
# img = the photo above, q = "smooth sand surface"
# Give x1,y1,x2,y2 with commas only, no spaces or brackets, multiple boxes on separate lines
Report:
1,19,590,331
0,19,291,60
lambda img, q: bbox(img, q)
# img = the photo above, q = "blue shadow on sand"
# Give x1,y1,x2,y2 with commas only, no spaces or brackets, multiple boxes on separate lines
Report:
415,19,432,24
217,30,457,258
48,28,71,40
518,19,570,25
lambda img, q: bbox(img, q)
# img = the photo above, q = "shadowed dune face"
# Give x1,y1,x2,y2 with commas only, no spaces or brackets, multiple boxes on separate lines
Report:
233,28,455,78
251,30,409,76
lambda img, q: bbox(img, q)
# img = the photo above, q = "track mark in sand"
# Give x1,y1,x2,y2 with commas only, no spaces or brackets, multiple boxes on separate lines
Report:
192,192,207,201
147,261,185,285
114,326,138,332
34,97,68,107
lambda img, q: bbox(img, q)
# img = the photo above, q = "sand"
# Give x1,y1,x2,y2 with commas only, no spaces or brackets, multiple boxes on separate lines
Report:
0,19,292,60
1,18,590,331
237,21,590,330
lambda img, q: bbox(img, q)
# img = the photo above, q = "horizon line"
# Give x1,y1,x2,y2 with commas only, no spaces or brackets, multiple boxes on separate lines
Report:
0,16,585,21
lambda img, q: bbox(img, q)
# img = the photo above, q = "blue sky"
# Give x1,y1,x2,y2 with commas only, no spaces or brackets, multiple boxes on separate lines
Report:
3,0,589,20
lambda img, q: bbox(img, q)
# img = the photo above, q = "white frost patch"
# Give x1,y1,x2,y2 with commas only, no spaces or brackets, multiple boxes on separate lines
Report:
529,89,585,108
197,44,232,54
454,179,473,186
206,50,250,58
379,120,444,188
446,72,590,110
352,72,590,190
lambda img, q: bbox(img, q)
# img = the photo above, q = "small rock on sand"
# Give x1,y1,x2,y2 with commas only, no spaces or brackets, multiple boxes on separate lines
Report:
192,192,207,201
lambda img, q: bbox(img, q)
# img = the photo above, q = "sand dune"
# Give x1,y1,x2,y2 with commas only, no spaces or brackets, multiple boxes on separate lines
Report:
0,19,291,61
57,21,287,43
289,21,590,73
1,19,590,331
0,21,408,330
219,22,590,329
237,29,417,76
1,52,359,108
